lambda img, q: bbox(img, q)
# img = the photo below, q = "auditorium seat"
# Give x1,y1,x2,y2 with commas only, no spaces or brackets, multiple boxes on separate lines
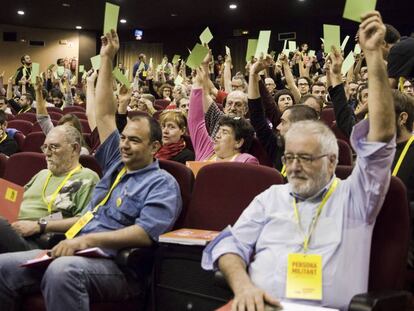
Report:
331,122,351,146
248,137,273,167
337,139,353,166
21,132,46,153
62,106,86,114
79,155,102,177
6,113,15,121
46,107,63,114
0,153,8,178
320,107,335,126
14,131,26,151
8,120,33,135
4,152,46,186
14,113,37,123
80,119,91,133
154,99,171,110
48,111,63,121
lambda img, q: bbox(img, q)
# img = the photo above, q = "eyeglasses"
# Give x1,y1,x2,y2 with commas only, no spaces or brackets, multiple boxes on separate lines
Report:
40,144,62,153
282,153,328,165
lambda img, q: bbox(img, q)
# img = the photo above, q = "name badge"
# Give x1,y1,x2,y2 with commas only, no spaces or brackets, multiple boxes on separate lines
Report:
41,212,63,221
65,211,94,240
285,253,322,301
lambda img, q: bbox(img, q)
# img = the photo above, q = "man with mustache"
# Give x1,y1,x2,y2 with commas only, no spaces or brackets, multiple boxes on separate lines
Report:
202,11,396,311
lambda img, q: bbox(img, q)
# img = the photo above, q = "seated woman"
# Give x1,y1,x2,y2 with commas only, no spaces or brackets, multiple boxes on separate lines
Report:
155,110,194,164
274,89,295,113
34,77,90,155
189,80,258,164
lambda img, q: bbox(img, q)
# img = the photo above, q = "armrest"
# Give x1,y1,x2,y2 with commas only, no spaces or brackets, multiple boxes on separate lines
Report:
35,232,66,249
348,290,411,311
115,246,157,279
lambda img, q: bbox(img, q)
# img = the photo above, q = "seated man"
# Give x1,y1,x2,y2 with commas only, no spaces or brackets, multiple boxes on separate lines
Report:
0,110,19,156
0,29,182,310
202,12,396,310
0,124,99,253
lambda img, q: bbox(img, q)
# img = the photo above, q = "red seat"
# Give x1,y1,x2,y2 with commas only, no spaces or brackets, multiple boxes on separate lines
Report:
46,107,63,114
6,113,15,121
331,122,351,146
154,99,171,109
48,111,63,121
183,162,283,230
320,108,335,127
31,120,59,133
67,111,87,120
337,139,353,166
80,119,91,133
0,153,8,178
159,159,194,229
21,132,46,153
14,132,25,150
4,152,47,186
62,106,86,114
14,112,37,123
79,155,102,177
7,120,33,135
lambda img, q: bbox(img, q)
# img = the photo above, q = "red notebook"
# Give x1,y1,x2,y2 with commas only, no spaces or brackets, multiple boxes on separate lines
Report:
159,228,220,246
0,178,24,223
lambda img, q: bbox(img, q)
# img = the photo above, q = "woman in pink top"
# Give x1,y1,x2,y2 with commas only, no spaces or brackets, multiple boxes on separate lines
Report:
188,86,258,164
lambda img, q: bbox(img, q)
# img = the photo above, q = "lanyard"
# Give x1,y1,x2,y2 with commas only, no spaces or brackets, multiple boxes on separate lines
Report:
18,106,31,114
0,133,7,144
91,166,127,214
392,136,414,176
292,178,339,252
42,165,82,214
281,164,287,177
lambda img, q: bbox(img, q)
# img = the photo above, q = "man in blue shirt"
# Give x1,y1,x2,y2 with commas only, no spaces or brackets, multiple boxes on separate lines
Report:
202,11,396,311
0,29,182,310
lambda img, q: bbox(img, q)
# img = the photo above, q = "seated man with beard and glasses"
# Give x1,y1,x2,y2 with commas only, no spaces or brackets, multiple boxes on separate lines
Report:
202,11,396,310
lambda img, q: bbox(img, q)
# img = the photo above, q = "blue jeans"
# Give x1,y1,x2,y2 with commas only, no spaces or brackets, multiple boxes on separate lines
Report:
0,249,143,310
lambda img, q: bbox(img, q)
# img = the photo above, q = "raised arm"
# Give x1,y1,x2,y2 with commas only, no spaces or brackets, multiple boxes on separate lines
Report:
280,54,301,103
34,76,48,115
223,55,232,93
95,29,119,143
85,70,98,131
6,76,13,100
359,11,395,142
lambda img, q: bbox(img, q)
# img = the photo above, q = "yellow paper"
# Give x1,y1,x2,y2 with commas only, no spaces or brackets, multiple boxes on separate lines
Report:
65,211,94,239
5,187,18,202
286,253,322,301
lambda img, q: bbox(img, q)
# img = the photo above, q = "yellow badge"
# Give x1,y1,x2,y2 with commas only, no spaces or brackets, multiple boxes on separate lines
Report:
142,71,147,77
65,211,94,240
5,187,18,202
116,197,122,207
285,253,322,301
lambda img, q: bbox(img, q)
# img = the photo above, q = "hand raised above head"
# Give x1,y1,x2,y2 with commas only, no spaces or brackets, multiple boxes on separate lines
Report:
250,54,274,75
100,29,120,59
328,45,344,75
359,11,386,52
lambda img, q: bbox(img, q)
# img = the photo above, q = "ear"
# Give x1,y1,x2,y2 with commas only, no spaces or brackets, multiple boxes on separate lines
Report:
399,112,408,125
235,138,245,151
180,127,186,136
150,140,162,156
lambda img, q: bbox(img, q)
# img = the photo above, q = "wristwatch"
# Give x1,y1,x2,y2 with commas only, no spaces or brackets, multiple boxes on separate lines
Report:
38,218,48,234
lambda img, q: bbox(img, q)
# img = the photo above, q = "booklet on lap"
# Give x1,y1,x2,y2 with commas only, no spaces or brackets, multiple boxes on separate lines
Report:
21,247,112,268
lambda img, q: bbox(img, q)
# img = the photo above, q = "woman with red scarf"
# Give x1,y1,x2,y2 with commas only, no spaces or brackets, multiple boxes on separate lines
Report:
155,110,194,164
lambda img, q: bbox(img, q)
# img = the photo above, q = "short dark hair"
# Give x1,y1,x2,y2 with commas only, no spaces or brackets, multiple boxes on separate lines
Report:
129,115,162,144
274,89,295,105
384,24,401,44
20,55,28,64
0,110,6,125
50,88,63,99
297,76,312,86
393,90,414,133
311,82,326,93
357,83,369,102
22,93,33,104
298,94,323,111
218,116,255,153
285,104,319,123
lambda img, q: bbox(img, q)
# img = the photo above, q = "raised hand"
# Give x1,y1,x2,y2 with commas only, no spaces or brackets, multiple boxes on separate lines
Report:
100,29,120,59
34,76,44,92
328,46,344,76
250,54,274,75
359,11,386,52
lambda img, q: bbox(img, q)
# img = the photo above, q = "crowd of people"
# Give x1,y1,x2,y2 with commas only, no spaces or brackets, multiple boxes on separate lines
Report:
0,9,412,311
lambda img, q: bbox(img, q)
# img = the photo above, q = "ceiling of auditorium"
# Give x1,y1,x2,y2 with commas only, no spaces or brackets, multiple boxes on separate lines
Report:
0,0,411,33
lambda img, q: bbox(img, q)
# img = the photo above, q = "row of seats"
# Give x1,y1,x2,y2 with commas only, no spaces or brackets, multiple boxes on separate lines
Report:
8,118,91,135
12,157,410,310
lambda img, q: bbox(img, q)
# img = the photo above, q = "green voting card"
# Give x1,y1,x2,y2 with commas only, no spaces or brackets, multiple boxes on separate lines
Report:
341,51,355,76
112,67,131,88
341,35,350,51
103,2,120,34
323,24,340,54
288,41,297,52
255,31,271,58
31,63,40,84
246,39,258,62
199,27,213,44
57,66,65,77
225,46,231,58
174,75,184,86
90,55,101,71
186,44,209,70
79,65,84,73
354,44,361,54
172,55,181,64
343,0,377,22
308,50,316,57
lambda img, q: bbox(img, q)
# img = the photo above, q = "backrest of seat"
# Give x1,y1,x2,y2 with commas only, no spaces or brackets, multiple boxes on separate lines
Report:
47,107,63,114
337,139,353,166
369,177,409,290
154,99,171,109
14,132,25,151
0,153,8,178
159,160,194,229
335,165,353,179
4,152,47,186
22,132,46,153
13,113,37,123
331,122,351,146
8,120,33,135
62,106,86,114
79,155,103,177
80,119,91,134
184,162,283,231
320,108,335,126
48,111,63,121
69,111,87,120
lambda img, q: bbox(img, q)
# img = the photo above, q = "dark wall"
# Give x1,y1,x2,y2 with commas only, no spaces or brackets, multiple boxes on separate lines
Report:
79,31,99,70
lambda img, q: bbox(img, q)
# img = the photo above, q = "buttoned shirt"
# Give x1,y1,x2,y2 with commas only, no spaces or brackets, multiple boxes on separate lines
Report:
202,120,396,310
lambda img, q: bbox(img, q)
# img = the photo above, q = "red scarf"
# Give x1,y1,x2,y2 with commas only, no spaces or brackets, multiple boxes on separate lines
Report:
156,138,186,160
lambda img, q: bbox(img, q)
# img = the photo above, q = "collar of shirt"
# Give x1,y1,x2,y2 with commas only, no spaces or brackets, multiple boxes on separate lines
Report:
289,174,336,203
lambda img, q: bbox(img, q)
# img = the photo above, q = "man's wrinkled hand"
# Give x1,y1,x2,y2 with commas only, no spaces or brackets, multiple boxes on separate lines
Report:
11,220,40,237
231,284,281,311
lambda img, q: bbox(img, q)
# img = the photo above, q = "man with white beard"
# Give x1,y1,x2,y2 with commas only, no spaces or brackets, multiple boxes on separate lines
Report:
202,11,396,311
